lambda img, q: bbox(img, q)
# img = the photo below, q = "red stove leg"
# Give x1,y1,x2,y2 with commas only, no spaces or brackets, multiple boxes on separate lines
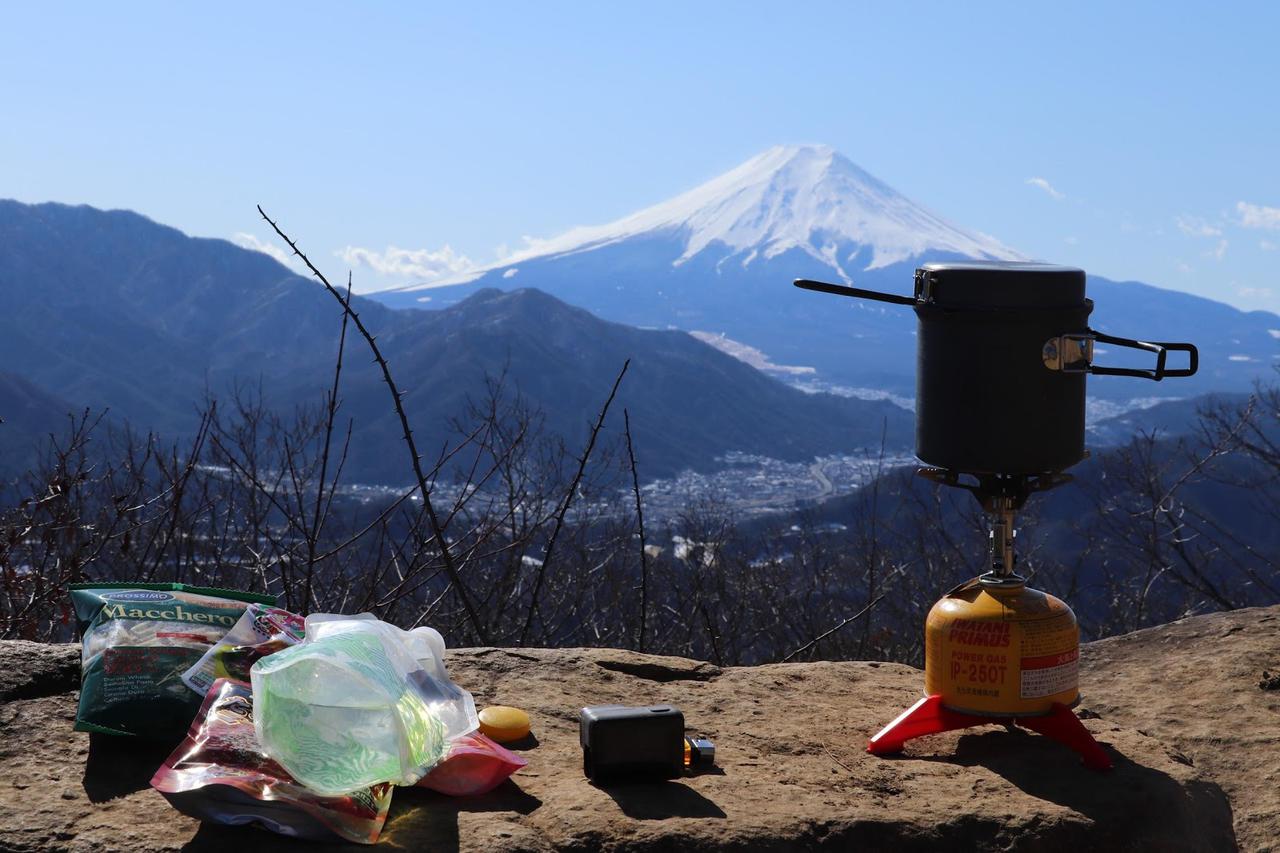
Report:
867,694,989,755
869,697,1112,772
1015,703,1113,771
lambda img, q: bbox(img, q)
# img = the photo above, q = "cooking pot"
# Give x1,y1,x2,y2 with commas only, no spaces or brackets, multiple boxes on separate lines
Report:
795,261,1198,475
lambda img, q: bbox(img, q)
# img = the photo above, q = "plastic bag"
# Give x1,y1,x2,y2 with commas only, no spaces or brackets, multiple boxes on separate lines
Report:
69,583,275,739
302,614,480,743
151,678,393,844
250,614,478,796
182,604,305,696
418,732,527,797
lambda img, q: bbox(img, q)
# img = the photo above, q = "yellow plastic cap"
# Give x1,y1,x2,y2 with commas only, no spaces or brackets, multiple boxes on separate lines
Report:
478,705,531,743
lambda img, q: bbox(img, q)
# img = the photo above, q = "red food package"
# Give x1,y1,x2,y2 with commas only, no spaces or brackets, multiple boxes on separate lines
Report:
151,678,393,844
418,732,528,796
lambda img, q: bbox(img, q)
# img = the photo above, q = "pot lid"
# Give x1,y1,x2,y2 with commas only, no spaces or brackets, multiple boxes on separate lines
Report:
915,261,1086,309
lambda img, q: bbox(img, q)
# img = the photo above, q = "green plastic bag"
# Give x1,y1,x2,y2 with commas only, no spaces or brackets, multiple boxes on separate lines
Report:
251,615,476,796
70,583,275,739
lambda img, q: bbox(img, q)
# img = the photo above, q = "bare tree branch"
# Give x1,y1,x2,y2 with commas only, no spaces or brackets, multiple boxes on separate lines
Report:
257,205,489,643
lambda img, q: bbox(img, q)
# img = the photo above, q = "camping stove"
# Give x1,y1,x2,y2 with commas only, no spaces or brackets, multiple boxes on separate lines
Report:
795,261,1201,770
868,469,1110,769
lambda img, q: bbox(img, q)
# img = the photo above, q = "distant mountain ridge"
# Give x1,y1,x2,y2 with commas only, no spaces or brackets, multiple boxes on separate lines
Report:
0,371,78,476
335,287,913,481
371,145,1279,401
0,199,912,483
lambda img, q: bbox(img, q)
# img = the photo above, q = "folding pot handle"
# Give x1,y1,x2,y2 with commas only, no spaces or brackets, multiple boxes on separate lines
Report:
793,278,916,306
1088,330,1198,380
1042,330,1198,381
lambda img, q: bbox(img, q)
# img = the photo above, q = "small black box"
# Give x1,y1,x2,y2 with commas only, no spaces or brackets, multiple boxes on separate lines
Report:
580,704,684,781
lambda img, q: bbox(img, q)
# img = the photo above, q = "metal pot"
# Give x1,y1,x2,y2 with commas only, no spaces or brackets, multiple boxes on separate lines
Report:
795,261,1198,475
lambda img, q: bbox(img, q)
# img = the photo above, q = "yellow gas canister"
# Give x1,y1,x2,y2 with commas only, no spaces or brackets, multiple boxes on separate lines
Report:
923,577,1079,716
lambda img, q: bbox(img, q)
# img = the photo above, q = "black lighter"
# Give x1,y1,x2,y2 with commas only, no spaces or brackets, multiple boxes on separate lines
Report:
580,704,715,781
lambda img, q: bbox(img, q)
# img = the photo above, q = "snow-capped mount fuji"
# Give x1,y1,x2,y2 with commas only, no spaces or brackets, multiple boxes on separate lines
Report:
371,145,1278,401
389,144,1020,289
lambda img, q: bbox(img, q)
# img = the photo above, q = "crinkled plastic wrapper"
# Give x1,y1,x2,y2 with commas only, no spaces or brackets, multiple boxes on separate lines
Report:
183,604,305,696
70,583,275,739
251,615,478,796
151,678,393,845
419,732,527,797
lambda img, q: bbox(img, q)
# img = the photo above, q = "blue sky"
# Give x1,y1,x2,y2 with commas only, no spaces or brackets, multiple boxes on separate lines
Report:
3,2,1279,313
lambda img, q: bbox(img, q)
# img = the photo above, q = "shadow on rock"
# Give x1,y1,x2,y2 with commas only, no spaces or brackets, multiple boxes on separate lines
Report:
916,729,1238,849
179,780,543,853
595,780,726,820
82,732,176,803
501,732,540,750
375,780,543,851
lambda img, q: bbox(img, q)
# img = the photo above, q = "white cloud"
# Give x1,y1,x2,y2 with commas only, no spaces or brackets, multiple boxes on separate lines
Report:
232,232,296,268
1237,285,1274,299
1174,259,1193,274
1175,215,1222,238
502,268,519,279
1026,177,1064,200
1202,239,1228,261
336,244,475,282
1261,239,1278,252
1237,201,1280,231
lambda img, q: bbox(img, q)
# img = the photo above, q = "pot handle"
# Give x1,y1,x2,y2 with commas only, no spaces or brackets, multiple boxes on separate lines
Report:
1045,330,1199,380
793,278,916,306
1089,330,1198,380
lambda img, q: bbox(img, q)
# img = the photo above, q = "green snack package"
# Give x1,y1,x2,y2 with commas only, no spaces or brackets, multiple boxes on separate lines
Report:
70,583,275,739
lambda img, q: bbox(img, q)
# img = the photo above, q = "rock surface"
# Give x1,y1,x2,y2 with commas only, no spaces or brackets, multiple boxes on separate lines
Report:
1083,605,1280,853
1,606,1276,852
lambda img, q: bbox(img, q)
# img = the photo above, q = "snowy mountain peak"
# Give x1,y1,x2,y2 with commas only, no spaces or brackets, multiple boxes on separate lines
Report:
405,144,1022,290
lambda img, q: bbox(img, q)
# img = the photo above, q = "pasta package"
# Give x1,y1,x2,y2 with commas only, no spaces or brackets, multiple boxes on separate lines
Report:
151,678,393,844
183,604,305,696
70,583,275,739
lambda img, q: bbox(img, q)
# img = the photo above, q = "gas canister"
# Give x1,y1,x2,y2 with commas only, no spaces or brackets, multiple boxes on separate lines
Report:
923,577,1079,716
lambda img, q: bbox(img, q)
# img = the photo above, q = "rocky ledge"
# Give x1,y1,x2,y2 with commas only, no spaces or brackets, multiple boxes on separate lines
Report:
1,605,1277,852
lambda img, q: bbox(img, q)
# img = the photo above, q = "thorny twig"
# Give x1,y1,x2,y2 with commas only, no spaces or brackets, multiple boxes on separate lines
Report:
303,272,354,613
519,358,630,645
782,593,886,663
624,409,649,652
